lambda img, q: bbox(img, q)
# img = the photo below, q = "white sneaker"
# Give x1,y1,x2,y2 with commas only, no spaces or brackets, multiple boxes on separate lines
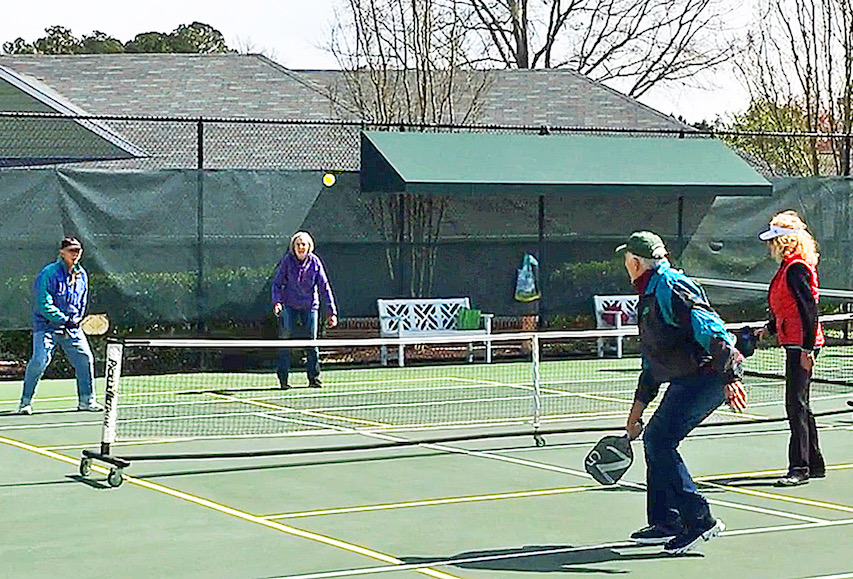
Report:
17,404,33,415
77,402,104,412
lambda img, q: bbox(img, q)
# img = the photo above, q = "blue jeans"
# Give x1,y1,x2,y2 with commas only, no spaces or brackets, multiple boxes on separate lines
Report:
21,328,95,406
277,307,319,386
643,372,726,527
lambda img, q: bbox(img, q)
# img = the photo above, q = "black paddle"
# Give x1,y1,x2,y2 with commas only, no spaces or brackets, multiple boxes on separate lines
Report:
584,419,642,485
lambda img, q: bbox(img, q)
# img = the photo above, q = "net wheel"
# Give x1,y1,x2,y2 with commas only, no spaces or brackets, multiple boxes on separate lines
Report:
534,433,546,447
79,458,92,477
107,468,124,488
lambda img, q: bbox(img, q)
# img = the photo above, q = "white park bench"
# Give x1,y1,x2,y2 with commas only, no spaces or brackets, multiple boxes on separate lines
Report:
593,294,639,358
377,297,494,366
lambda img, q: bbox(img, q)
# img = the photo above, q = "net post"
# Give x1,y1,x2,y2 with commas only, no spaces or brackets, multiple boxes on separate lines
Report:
100,340,123,456
531,333,541,431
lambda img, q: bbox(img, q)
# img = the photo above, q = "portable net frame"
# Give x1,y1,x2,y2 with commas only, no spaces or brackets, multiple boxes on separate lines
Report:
81,313,853,486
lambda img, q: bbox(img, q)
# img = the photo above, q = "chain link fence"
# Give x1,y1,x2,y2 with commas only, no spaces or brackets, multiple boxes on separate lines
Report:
2,112,852,343
10,111,851,173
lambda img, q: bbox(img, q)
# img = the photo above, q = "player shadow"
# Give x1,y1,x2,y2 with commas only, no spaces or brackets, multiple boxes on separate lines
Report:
174,387,283,395
401,542,699,573
173,386,324,396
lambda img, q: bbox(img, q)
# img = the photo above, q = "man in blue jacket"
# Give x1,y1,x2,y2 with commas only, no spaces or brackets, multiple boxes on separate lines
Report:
17,237,102,414
618,231,747,554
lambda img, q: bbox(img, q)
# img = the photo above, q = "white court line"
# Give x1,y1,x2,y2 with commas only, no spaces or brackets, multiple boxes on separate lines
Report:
0,419,102,431
112,377,539,406
700,480,853,515
204,392,388,428
721,518,853,537
405,442,829,524
0,394,81,406
263,486,593,520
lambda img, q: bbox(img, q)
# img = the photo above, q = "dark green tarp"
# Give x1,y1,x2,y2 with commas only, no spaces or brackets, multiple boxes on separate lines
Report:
361,131,772,197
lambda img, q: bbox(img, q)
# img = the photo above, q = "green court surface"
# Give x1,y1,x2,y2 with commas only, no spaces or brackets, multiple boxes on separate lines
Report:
2,353,853,579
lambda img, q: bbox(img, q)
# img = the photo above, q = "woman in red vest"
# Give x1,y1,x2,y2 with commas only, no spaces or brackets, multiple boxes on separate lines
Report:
757,210,825,486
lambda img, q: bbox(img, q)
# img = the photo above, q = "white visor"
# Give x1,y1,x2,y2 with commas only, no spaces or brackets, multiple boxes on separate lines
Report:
758,224,802,241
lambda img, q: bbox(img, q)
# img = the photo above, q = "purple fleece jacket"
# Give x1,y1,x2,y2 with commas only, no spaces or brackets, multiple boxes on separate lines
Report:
271,252,337,315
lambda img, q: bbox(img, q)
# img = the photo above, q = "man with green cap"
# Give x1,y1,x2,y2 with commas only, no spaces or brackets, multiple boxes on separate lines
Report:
616,231,747,555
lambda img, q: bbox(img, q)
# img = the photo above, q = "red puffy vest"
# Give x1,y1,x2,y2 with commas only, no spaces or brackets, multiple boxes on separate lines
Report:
768,254,824,348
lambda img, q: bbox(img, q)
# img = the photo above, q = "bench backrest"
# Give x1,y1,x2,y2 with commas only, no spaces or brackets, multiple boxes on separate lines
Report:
377,297,471,335
593,295,639,328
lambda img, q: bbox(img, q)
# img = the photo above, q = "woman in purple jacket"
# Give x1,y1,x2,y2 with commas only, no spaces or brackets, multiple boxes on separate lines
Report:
271,231,338,389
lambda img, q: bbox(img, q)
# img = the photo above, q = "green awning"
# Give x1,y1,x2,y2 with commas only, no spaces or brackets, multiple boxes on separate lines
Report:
360,131,772,197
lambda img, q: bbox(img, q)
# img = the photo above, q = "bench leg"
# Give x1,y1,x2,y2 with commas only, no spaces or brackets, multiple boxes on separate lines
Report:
380,345,388,366
486,340,492,363
597,337,605,358
398,343,405,367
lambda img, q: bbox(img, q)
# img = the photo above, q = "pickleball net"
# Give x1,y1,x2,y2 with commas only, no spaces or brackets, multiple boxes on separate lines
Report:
83,312,853,476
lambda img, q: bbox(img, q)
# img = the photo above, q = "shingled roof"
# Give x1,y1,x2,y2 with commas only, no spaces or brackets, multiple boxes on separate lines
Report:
0,53,688,169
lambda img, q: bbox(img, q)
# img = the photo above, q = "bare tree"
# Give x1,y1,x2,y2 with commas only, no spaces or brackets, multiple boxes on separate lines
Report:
730,0,853,175
328,0,492,297
329,0,492,123
465,0,737,98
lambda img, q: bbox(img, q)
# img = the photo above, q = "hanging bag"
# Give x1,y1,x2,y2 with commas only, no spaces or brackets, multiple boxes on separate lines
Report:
514,254,541,302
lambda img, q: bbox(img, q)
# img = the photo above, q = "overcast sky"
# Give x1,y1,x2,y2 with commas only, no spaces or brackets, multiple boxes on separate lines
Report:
1,0,749,123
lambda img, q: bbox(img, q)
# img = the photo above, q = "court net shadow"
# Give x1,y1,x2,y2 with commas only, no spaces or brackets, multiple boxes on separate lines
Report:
401,542,697,573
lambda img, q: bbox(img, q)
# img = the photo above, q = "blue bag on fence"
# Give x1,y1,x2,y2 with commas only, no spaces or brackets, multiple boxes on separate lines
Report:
514,254,541,302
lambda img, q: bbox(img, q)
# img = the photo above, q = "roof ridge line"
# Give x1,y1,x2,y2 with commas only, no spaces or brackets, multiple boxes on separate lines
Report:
254,55,363,119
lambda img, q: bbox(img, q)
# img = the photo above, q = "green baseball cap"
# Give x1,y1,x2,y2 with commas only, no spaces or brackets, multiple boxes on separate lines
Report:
615,231,667,259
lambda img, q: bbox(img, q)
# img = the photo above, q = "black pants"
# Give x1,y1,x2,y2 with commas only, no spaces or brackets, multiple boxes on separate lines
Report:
784,348,825,476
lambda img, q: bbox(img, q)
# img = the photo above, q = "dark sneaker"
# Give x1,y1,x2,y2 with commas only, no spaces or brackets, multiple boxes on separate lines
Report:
309,378,322,388
664,518,725,555
810,461,826,478
280,383,291,390
630,524,682,545
775,472,809,486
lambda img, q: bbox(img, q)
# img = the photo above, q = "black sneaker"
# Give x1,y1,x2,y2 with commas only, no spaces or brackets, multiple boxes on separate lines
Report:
664,518,725,555
280,383,291,390
810,461,826,478
630,524,682,545
309,378,322,388
775,472,809,486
